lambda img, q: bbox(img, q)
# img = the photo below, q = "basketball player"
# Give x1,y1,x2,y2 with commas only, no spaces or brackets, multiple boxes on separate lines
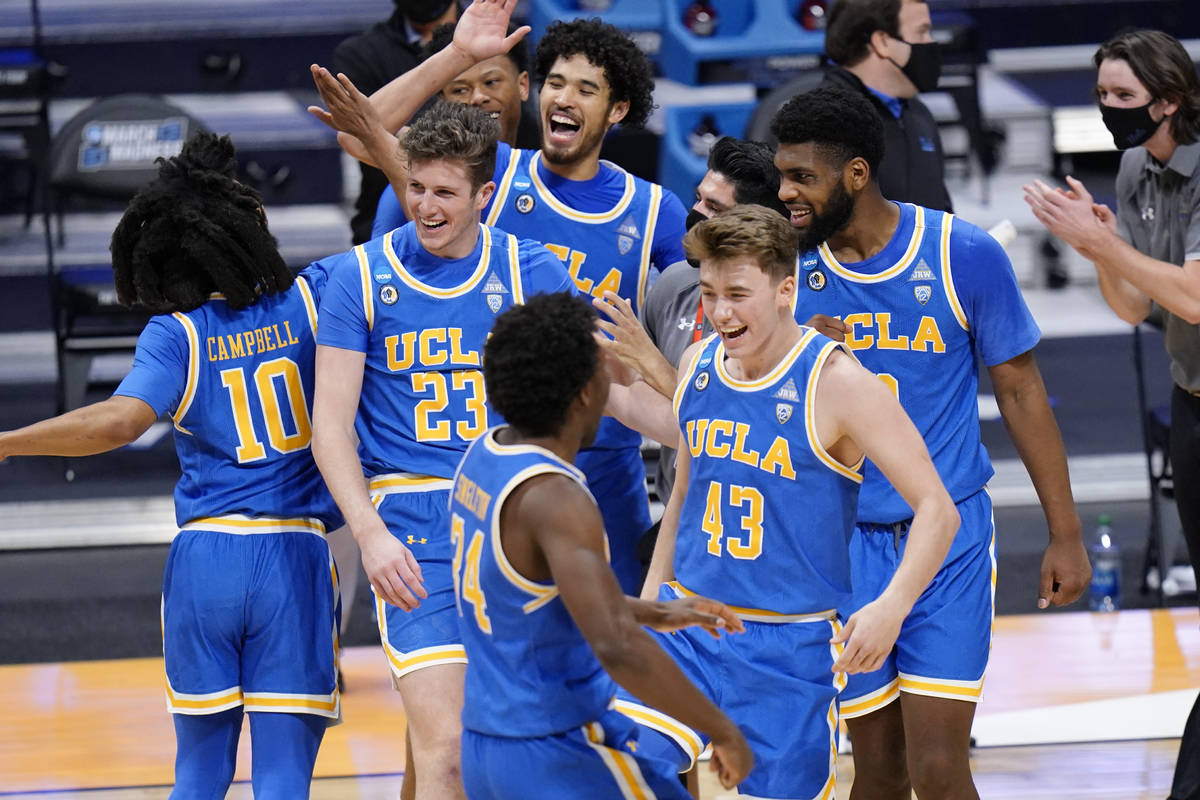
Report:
617,205,959,798
0,132,342,797
310,1,686,592
774,87,1090,799
450,291,752,798
310,99,574,800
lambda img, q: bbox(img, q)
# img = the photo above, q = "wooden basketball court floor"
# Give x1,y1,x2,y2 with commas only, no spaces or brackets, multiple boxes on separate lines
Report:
2,608,1196,799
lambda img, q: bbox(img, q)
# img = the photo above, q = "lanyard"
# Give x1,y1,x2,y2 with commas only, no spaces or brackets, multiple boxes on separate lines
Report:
693,295,705,343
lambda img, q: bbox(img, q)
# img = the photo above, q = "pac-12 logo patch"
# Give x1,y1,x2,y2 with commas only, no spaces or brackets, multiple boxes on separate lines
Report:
515,193,535,214
776,403,793,424
487,294,503,313
617,235,633,255
807,270,827,291
914,285,932,305
379,285,398,305
694,371,710,391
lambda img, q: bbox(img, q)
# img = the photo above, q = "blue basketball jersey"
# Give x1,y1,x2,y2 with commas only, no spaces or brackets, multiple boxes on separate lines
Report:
316,222,575,479
673,330,863,616
487,148,675,451
115,265,339,528
451,429,616,738
792,203,1041,523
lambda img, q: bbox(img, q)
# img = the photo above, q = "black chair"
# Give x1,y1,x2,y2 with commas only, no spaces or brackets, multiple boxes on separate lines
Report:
45,94,207,413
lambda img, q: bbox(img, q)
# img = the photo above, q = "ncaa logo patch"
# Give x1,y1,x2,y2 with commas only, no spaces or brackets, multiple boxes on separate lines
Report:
373,268,392,283
776,403,793,424
487,294,504,313
515,193,535,214
379,285,398,305
808,270,827,291
694,371,710,391
914,285,932,305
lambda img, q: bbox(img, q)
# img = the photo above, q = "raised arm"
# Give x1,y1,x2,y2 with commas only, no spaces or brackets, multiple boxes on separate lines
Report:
814,350,959,674
312,344,426,611
0,395,156,461
518,475,752,789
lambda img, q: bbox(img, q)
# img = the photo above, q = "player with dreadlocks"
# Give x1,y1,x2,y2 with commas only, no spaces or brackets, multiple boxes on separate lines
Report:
0,130,344,798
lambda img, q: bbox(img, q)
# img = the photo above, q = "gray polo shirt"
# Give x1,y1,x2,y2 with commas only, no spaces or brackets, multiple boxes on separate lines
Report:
1116,141,1200,391
640,259,713,501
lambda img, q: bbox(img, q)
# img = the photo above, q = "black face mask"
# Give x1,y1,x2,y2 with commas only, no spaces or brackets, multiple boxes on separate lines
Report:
1099,101,1163,150
893,41,942,94
684,208,707,267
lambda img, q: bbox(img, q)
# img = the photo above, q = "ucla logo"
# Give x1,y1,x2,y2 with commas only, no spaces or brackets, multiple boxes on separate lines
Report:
776,403,793,424
618,235,633,255
515,193,535,214
914,285,932,305
487,294,503,313
379,285,398,305
808,270,827,291
373,268,392,283
694,371,710,391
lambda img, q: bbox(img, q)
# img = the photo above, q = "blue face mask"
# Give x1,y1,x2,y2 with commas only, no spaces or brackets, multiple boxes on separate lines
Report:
1099,100,1164,150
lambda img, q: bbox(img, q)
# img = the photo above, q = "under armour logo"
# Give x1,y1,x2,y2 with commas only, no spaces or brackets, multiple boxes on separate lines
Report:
1142,206,1156,222
406,536,428,545
677,317,696,331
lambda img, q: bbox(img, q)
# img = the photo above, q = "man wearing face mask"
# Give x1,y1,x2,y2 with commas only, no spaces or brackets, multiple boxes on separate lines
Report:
820,0,952,213
1024,29,1200,800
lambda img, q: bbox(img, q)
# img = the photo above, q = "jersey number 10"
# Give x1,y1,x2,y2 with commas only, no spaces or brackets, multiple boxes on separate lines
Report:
219,358,312,463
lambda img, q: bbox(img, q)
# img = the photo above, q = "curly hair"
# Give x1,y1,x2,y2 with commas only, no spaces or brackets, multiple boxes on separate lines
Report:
770,86,885,175
1094,29,1200,145
535,18,655,129
708,137,787,217
424,21,529,75
402,100,499,191
484,292,599,437
109,131,291,314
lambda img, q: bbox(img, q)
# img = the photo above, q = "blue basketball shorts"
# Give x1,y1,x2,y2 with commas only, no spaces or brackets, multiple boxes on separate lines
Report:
161,516,340,721
615,583,845,799
840,489,997,718
575,445,652,594
462,707,689,800
369,475,467,682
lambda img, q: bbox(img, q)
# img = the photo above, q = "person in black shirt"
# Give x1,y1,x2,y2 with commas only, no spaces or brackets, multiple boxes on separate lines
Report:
821,0,952,212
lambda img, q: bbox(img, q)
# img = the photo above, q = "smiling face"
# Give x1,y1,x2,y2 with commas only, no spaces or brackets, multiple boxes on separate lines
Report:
539,54,628,171
699,256,796,364
406,157,494,260
774,142,857,251
441,55,530,146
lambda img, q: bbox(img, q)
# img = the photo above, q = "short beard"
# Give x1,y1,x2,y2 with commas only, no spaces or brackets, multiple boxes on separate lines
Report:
796,180,855,251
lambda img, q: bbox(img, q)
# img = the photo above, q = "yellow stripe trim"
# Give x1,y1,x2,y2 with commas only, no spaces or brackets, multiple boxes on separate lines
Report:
898,676,985,700
668,581,836,622
369,473,455,494
485,147,522,227
714,327,819,391
583,721,654,800
941,213,969,330
295,274,319,334
819,204,925,283
506,232,524,305
181,515,326,535
530,152,636,223
613,700,703,770
354,244,374,332
672,334,715,419
839,678,900,718
383,225,493,298
805,340,865,483
169,312,199,435
242,693,339,712
635,184,661,308
165,686,243,710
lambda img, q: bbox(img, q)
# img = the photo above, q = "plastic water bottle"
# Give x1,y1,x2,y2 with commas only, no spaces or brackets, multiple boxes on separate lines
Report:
1089,514,1121,612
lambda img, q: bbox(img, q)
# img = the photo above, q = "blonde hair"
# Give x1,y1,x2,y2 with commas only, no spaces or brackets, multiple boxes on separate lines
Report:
683,204,797,283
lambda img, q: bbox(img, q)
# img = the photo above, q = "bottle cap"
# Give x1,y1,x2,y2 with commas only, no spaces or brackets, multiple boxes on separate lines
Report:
1098,514,1112,525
